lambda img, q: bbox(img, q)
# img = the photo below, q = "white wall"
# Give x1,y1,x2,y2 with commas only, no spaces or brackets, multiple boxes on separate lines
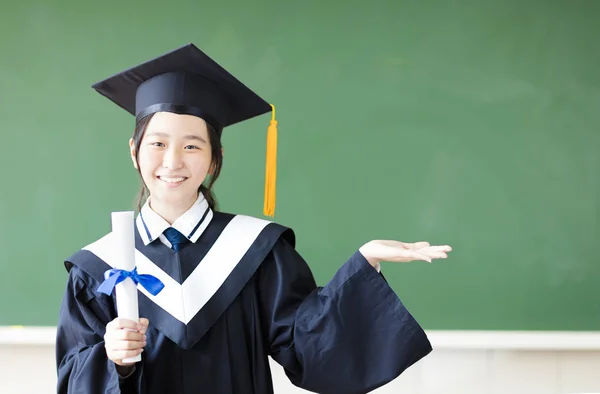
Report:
2,329,600,394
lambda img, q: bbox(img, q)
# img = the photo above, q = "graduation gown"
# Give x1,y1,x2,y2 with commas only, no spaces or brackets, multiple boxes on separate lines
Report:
56,212,432,394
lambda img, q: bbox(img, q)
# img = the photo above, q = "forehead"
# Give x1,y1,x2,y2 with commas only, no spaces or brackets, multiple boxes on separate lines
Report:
145,112,208,136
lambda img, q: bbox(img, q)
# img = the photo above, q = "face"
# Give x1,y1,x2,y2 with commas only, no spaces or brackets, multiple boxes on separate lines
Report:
130,112,213,212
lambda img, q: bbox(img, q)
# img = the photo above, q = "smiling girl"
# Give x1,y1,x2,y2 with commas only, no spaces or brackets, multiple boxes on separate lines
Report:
56,43,451,394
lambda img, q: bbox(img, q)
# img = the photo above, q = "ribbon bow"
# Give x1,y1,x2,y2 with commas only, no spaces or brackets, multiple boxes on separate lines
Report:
97,267,165,296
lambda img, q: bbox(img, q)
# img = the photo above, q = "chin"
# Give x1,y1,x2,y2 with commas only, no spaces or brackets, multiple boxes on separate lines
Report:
165,190,200,203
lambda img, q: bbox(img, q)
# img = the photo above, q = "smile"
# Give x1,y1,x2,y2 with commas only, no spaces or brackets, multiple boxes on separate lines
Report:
158,176,187,184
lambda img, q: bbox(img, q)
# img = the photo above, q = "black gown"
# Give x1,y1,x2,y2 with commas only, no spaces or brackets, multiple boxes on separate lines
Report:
56,211,432,394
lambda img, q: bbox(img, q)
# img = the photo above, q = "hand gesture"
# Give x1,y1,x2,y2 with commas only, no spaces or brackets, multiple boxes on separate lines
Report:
104,318,148,366
359,240,452,267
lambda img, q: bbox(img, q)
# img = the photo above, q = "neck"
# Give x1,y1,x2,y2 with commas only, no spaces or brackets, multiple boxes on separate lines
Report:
149,194,198,224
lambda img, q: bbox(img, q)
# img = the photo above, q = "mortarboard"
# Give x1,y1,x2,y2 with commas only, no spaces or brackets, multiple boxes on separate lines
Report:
91,43,278,217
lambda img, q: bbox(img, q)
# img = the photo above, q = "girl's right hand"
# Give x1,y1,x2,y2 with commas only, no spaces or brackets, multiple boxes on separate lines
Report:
104,318,148,366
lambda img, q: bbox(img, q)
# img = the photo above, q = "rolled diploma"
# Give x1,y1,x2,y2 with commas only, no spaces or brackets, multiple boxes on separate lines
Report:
111,211,141,363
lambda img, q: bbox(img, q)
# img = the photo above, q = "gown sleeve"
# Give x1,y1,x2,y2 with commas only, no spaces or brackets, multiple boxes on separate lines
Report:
55,265,142,394
257,237,432,394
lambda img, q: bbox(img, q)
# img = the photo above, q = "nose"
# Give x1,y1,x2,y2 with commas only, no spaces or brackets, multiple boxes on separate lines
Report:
162,146,184,170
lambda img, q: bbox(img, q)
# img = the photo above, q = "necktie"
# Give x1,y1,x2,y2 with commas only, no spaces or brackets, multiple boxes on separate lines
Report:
163,228,189,252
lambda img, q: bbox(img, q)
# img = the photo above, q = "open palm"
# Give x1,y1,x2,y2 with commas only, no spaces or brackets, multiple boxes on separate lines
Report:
360,240,452,265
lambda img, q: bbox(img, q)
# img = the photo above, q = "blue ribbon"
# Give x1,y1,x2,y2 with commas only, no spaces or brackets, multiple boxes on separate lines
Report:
97,267,165,296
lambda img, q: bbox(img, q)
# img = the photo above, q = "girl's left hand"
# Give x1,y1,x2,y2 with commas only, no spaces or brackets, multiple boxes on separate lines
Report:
359,240,452,267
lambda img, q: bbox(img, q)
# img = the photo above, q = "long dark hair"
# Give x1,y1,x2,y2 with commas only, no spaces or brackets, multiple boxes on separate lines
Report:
131,113,223,212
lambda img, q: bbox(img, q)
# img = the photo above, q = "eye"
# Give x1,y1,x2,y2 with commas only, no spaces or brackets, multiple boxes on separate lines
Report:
150,141,165,147
184,145,200,150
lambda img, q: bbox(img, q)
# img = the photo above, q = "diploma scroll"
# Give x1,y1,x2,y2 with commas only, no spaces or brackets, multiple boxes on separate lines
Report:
111,211,141,363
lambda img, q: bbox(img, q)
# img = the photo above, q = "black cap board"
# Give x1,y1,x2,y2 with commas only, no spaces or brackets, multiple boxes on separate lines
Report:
92,43,272,132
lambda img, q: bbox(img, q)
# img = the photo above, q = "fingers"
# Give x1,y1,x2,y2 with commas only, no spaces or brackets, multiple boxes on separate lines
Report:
406,250,433,263
104,333,146,353
399,241,430,250
420,248,451,262
413,241,431,249
106,318,141,331
408,244,452,254
426,251,448,260
106,318,149,334
409,245,452,263
364,240,452,265
105,328,145,342
139,318,149,334
427,245,452,252
105,317,149,365
409,243,452,252
108,339,146,350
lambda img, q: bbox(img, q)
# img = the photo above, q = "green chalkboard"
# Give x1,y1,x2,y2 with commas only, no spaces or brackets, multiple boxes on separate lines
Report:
0,0,598,330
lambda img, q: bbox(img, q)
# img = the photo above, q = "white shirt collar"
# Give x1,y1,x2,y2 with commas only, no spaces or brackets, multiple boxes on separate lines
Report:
136,193,214,246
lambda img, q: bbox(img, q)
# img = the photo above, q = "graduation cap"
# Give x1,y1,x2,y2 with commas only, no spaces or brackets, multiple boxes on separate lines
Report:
92,43,278,217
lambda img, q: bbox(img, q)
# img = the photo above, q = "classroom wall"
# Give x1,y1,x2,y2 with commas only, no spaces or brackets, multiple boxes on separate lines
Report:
2,0,599,332
3,343,600,394
1,2,599,393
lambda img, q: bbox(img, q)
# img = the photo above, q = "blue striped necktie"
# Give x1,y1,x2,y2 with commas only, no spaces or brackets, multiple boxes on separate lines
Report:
163,228,189,252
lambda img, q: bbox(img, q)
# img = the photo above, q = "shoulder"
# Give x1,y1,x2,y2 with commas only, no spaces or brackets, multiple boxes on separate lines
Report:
63,232,113,282
213,211,296,247
214,213,304,264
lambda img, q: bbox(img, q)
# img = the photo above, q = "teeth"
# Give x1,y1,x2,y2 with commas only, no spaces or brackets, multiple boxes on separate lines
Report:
160,177,185,183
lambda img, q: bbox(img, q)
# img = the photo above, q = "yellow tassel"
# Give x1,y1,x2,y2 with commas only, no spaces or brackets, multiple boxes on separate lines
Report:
263,104,277,217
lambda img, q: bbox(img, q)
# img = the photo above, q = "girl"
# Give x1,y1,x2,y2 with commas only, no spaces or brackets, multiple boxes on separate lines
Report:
56,43,451,394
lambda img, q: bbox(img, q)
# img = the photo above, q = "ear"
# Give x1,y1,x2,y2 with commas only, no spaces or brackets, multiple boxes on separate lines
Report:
129,138,139,170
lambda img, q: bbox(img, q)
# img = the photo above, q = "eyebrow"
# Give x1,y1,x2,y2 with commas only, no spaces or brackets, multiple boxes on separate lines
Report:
146,131,208,144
